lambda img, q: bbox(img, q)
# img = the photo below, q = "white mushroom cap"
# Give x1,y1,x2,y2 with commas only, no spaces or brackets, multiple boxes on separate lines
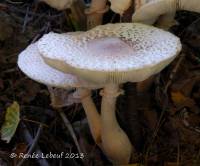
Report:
17,42,101,89
39,0,74,10
38,23,182,84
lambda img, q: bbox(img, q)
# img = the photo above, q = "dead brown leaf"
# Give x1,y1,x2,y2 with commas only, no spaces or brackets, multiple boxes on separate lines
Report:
170,91,199,113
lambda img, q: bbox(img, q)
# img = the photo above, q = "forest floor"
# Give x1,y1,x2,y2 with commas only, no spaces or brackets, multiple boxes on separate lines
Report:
0,1,200,166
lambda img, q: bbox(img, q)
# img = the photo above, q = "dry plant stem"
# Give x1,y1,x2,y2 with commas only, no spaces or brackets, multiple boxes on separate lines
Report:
48,87,83,154
18,123,47,166
101,84,132,164
70,0,87,30
86,0,107,29
164,53,185,93
58,110,83,155
76,88,101,146
48,86,101,146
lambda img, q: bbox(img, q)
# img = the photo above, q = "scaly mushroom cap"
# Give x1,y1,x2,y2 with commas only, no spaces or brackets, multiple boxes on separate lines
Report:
17,42,101,89
38,23,182,84
109,0,132,15
40,0,73,10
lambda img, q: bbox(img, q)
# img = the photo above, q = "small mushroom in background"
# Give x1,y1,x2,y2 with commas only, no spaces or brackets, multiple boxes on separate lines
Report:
17,42,102,147
132,0,176,29
39,0,86,30
134,0,149,10
37,23,182,164
134,0,159,25
109,0,132,16
132,0,200,29
85,0,108,29
39,0,109,30
38,0,109,30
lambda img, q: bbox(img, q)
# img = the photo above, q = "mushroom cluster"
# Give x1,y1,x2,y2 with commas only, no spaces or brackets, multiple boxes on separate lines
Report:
39,0,108,30
132,0,200,29
18,23,181,164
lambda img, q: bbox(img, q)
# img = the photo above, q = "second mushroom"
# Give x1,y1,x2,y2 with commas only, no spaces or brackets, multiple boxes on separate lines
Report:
17,40,102,147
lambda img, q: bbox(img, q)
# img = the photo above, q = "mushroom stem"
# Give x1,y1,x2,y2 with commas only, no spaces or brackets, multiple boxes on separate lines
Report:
100,84,132,164
75,88,101,146
85,0,108,29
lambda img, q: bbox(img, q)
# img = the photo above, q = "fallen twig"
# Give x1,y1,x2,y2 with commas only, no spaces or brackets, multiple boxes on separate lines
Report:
164,52,185,93
18,122,49,166
22,6,30,33
58,110,83,157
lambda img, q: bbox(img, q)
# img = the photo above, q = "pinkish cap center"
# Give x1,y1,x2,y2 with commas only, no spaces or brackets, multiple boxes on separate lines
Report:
86,37,132,59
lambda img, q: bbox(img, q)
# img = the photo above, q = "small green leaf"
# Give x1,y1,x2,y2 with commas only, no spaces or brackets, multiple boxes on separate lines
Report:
1,101,20,143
